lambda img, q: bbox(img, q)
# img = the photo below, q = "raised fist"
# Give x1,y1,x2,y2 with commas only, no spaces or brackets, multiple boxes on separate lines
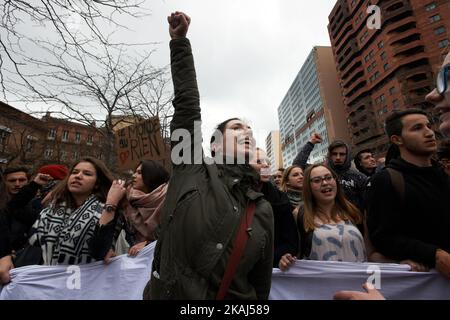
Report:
168,11,191,40
309,132,323,145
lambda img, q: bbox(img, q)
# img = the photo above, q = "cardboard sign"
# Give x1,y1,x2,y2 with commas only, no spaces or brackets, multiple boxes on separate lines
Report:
115,117,168,171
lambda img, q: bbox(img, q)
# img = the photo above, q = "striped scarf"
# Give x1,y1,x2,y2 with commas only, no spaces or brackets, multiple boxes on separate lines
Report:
29,195,103,265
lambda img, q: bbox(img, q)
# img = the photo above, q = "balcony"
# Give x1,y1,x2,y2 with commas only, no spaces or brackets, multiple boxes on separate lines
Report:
385,16,416,35
338,41,359,72
396,64,432,81
387,28,418,46
341,57,362,79
342,60,362,81
382,0,413,24
334,23,354,54
337,38,357,65
343,67,364,89
392,40,424,57
405,79,433,92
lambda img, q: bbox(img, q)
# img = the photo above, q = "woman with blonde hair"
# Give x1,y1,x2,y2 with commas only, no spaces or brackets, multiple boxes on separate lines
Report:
279,164,366,271
279,165,304,220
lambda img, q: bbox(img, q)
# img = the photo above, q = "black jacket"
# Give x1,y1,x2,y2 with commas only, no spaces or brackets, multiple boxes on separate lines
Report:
367,158,450,267
0,182,41,258
260,182,298,267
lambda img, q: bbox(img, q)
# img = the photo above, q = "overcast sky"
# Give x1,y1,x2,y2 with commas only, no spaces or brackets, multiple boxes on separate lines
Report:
13,0,338,151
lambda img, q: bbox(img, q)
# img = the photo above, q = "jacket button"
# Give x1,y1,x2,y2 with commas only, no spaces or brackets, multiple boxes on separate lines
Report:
216,243,223,250
233,179,239,183
233,206,238,212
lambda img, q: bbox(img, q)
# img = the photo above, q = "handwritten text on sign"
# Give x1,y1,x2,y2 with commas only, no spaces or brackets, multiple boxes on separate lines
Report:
116,117,166,170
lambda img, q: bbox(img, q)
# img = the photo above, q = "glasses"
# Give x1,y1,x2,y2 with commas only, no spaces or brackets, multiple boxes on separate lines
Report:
437,65,449,96
310,174,335,185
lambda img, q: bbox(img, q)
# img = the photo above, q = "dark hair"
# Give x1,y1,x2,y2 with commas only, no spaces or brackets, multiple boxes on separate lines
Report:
277,168,285,173
385,108,428,138
139,160,170,193
210,118,240,157
0,170,6,210
354,149,372,172
49,157,114,208
437,138,450,160
301,164,361,232
3,166,29,178
328,140,348,154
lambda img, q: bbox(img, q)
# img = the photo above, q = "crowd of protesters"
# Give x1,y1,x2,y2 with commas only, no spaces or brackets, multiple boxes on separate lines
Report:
0,11,449,300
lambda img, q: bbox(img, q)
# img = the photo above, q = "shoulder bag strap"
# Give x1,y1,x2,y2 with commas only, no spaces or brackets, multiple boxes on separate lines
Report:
216,201,256,300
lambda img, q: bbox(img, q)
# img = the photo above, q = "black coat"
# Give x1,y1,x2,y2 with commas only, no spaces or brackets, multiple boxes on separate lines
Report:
0,182,41,258
261,182,299,267
367,158,450,267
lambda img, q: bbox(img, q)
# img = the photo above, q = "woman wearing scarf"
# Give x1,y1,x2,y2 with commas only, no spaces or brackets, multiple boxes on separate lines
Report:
89,160,169,262
279,165,304,221
0,157,113,283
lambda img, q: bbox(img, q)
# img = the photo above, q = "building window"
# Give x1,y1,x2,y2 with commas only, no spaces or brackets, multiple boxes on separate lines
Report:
44,148,53,159
360,31,369,44
438,39,449,49
380,51,387,60
73,151,80,160
429,14,441,23
384,63,390,71
378,41,384,49
75,132,81,143
61,150,68,161
25,136,37,153
48,128,56,140
87,135,93,145
0,127,11,152
425,3,437,11
364,50,374,62
435,26,446,35
380,94,386,102
393,99,400,109
389,87,397,95
62,130,69,142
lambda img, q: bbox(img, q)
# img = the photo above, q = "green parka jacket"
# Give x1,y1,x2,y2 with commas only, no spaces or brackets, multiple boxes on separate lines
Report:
144,38,274,300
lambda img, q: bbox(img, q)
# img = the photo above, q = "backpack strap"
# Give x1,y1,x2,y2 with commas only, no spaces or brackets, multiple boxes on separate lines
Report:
386,168,405,203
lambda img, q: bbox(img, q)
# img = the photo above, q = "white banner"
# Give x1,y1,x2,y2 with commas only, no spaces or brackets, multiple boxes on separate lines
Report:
270,260,450,300
0,242,154,300
1,242,449,300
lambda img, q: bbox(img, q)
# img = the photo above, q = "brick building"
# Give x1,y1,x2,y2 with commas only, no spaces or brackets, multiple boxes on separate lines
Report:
0,102,104,170
40,112,104,166
0,101,46,168
328,0,450,156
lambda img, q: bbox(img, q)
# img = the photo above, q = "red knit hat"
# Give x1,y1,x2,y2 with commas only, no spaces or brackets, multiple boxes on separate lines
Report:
38,165,69,180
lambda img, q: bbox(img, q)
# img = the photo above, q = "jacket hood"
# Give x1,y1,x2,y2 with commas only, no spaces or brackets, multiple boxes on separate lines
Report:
327,141,353,173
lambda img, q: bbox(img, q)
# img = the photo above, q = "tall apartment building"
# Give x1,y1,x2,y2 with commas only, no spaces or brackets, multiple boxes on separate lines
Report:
328,0,450,155
265,130,283,173
278,47,350,167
